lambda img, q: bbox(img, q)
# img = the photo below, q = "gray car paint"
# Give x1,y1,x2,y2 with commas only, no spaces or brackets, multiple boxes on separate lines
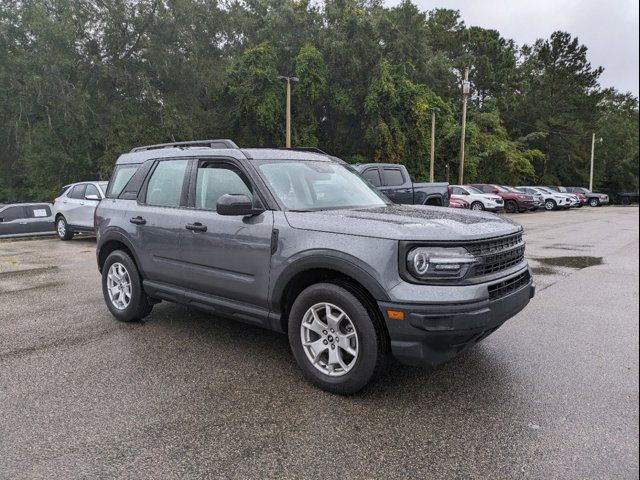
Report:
97,146,530,334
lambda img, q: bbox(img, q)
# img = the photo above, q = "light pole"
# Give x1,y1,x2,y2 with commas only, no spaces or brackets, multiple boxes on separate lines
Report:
459,67,470,185
277,75,299,148
589,133,603,191
429,107,441,183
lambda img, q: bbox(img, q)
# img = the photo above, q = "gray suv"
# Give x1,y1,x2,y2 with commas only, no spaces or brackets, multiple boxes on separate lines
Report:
96,140,535,394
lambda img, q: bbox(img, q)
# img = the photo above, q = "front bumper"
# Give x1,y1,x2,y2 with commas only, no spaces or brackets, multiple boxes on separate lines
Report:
379,268,535,367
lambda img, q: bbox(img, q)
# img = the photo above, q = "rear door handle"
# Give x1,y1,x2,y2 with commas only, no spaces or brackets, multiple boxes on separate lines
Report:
185,222,207,232
130,216,146,225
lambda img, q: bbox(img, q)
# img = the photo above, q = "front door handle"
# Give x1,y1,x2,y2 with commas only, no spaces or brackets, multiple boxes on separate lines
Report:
185,222,207,232
130,216,146,225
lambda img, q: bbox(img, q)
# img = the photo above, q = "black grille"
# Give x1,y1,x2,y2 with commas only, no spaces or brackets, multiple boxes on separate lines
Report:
466,233,526,277
488,271,530,300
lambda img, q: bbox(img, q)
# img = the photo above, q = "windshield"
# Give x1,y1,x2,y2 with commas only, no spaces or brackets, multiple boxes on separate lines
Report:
465,186,484,195
494,185,510,193
256,160,390,211
537,187,554,194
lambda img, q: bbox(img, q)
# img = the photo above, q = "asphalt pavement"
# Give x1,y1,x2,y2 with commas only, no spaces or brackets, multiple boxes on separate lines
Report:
0,206,638,479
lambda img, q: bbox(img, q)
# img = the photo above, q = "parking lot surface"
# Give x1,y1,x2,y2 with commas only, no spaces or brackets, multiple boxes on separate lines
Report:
1,207,638,479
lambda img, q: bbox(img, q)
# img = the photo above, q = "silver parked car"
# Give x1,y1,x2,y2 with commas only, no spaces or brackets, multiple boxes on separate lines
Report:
0,203,55,238
52,181,108,240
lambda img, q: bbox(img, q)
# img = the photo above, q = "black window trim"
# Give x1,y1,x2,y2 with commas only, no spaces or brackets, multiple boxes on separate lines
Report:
362,166,382,187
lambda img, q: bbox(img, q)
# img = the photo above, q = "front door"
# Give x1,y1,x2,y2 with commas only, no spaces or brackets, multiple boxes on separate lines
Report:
179,159,274,309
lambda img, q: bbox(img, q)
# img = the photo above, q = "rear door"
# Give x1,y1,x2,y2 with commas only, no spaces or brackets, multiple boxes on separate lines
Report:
379,167,413,204
130,158,191,286
178,158,274,308
0,206,27,236
24,204,54,234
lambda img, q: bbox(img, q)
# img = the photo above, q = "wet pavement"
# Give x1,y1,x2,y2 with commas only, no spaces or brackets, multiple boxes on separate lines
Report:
1,207,638,479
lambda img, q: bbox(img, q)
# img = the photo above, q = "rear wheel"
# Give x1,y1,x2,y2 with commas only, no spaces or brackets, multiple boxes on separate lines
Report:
471,201,485,211
102,250,153,322
621,196,631,205
589,197,600,207
544,199,557,211
288,282,385,395
56,216,74,241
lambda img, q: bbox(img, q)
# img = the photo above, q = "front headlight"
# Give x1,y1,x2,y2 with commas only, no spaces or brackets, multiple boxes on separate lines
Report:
406,247,477,281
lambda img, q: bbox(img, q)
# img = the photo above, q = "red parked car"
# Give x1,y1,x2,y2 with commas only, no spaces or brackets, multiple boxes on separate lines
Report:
449,196,470,209
470,184,535,213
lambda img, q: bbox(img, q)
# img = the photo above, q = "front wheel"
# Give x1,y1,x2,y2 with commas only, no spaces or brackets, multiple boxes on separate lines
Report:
504,200,517,214
102,250,153,322
56,216,74,241
589,198,600,207
288,282,385,395
470,201,485,211
544,200,557,211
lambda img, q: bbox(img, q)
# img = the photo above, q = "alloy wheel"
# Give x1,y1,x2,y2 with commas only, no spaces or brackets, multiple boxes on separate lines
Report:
107,262,132,310
300,302,359,377
57,219,66,237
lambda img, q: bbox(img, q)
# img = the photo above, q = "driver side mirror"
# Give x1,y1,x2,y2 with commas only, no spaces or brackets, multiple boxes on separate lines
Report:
216,194,263,216
85,194,100,201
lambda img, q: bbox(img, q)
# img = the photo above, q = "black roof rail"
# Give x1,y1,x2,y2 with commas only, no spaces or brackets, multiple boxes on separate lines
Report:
276,147,329,155
131,139,239,152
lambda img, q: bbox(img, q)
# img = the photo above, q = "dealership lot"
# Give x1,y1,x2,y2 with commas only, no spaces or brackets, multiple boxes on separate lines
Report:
0,207,638,479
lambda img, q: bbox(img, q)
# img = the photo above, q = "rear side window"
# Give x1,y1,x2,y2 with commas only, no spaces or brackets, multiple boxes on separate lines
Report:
25,205,52,218
195,164,253,210
382,168,405,187
68,184,86,199
362,168,382,187
0,206,26,222
145,160,189,207
108,165,139,198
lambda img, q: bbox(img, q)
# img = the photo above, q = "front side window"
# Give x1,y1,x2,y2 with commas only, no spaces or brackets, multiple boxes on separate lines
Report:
195,164,253,210
382,168,405,187
108,165,139,198
69,184,86,199
85,184,100,198
145,160,189,207
257,160,389,211
0,206,26,222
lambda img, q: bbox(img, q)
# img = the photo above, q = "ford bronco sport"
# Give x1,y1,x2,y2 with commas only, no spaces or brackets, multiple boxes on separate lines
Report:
96,140,535,394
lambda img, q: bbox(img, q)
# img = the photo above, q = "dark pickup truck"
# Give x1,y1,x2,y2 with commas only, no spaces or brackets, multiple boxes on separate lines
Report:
353,163,449,207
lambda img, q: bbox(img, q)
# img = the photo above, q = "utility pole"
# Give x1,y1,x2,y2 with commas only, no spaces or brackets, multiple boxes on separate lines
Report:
277,75,299,148
459,68,470,185
429,107,440,183
589,134,603,191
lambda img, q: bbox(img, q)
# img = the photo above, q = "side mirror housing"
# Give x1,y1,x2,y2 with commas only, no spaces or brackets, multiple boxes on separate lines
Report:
85,194,100,201
216,194,263,216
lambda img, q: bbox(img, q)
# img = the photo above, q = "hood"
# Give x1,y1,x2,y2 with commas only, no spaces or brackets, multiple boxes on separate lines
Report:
284,204,522,241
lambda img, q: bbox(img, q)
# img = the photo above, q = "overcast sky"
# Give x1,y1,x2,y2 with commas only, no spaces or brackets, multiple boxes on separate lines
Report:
385,0,639,96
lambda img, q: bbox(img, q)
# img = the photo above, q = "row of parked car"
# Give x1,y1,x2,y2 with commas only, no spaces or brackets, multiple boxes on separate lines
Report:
448,184,610,212
0,163,619,240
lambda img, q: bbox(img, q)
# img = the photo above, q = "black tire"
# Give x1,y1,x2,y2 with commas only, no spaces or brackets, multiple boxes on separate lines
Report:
56,216,74,241
288,282,385,395
544,199,557,211
470,201,485,211
102,250,153,322
621,196,631,206
589,197,600,207
504,200,518,214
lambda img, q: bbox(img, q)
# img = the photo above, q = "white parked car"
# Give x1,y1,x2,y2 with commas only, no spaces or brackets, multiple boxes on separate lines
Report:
517,187,570,211
450,185,504,212
52,181,108,240
536,187,579,209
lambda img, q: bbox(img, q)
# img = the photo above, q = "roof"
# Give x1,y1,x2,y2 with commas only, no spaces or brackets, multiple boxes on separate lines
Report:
115,140,336,165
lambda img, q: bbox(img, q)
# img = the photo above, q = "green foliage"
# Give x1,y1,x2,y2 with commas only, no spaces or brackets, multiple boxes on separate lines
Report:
0,0,637,202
